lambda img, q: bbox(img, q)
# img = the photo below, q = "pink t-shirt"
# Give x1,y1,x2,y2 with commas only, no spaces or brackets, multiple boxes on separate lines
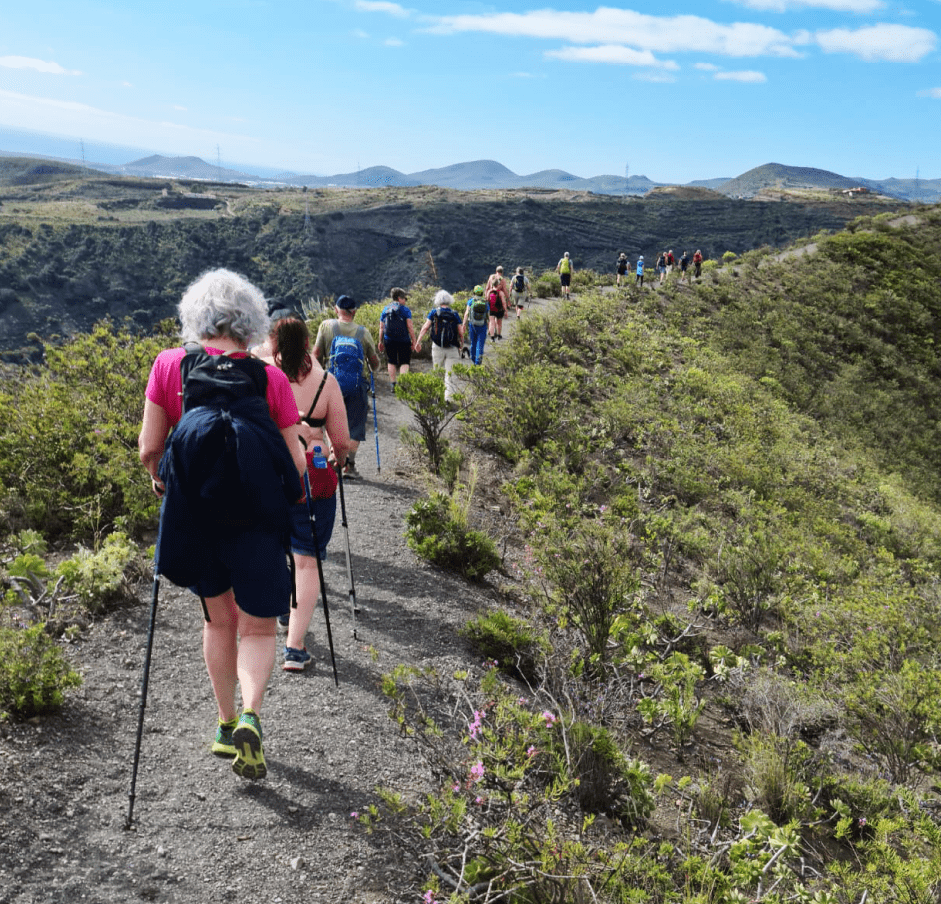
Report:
145,346,299,429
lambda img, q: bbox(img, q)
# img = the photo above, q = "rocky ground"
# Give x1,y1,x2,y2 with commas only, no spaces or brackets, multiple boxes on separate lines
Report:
0,303,552,904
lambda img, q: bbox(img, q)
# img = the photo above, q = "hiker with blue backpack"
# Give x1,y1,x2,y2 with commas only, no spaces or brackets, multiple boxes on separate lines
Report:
414,290,465,402
258,313,351,673
462,285,490,365
138,269,308,782
313,295,379,481
378,287,416,394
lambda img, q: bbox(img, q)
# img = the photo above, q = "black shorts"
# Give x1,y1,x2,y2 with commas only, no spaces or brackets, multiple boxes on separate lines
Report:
560,273,571,287
384,340,412,367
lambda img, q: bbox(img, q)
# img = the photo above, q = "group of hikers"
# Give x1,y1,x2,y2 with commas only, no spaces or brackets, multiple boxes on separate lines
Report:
137,262,539,781
616,248,703,287
135,245,710,782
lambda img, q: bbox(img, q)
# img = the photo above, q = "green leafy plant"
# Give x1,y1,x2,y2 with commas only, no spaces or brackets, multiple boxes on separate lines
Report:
405,491,500,582
0,623,81,718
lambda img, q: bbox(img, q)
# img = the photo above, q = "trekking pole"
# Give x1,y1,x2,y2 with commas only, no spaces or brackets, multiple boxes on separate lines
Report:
336,467,358,640
304,471,339,687
370,370,380,474
125,555,160,830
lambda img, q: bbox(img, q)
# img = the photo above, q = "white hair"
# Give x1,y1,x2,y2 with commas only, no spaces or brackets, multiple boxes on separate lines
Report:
178,269,270,345
434,289,453,307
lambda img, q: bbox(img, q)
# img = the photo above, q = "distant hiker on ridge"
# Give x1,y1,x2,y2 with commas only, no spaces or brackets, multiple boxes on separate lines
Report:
510,267,530,320
616,252,628,287
486,266,509,341
556,251,574,298
693,249,703,278
656,251,667,285
138,269,308,782
463,284,490,365
378,287,416,394
313,295,379,481
635,255,645,287
679,251,690,283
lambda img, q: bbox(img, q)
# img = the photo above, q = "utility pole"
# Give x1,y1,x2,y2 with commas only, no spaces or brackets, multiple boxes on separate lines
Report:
80,139,87,176
216,144,223,180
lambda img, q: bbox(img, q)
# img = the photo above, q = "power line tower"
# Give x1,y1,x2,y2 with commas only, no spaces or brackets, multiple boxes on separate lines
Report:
216,144,223,180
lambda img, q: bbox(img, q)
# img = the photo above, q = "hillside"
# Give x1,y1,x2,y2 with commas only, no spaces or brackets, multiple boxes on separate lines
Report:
0,171,905,357
4,207,941,901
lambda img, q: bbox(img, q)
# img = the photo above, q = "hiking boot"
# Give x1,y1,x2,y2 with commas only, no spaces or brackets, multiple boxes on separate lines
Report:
390,381,396,393
282,646,312,672
232,709,266,780
211,717,237,758
344,461,359,481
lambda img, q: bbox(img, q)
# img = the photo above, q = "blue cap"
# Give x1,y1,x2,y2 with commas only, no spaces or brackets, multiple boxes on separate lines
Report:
336,295,357,310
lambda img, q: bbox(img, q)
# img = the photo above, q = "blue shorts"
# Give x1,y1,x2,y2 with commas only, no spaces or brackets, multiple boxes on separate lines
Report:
290,496,337,559
191,529,292,619
343,383,368,442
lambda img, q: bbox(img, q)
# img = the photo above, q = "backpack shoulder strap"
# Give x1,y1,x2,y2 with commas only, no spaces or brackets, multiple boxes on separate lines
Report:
303,370,330,422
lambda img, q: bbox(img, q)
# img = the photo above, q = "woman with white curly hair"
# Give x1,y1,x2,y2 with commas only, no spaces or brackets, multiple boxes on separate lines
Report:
138,268,306,781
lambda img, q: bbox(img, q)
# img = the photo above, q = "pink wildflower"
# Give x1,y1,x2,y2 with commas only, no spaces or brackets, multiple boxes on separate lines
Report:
542,710,557,728
470,761,485,782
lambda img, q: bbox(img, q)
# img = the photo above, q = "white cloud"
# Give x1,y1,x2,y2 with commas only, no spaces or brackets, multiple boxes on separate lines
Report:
634,71,679,82
428,9,799,58
696,62,721,70
354,1,410,17
0,89,254,151
715,69,767,81
352,29,370,39
384,37,404,46
0,55,81,76
173,105,187,112
815,24,936,60
917,87,941,98
546,44,679,69
728,0,883,11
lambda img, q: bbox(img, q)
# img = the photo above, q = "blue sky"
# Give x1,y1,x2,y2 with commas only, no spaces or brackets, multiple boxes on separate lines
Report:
0,0,938,183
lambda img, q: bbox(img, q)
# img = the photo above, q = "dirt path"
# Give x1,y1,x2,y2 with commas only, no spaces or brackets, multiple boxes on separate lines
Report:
0,317,542,903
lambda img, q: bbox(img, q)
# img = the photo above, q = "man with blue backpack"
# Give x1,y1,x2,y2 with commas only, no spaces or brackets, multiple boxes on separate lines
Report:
377,287,416,394
313,294,379,480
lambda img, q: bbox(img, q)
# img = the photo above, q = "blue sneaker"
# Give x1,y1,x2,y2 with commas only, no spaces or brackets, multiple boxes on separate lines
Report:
282,646,312,672
231,709,266,780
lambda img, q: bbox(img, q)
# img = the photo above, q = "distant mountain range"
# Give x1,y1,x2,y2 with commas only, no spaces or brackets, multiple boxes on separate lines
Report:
1,149,939,203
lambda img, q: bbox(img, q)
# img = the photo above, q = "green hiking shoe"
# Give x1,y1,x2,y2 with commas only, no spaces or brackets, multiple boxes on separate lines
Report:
211,717,237,758
232,709,266,780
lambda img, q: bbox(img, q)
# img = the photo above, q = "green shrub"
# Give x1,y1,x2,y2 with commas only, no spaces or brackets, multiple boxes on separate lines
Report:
405,492,500,582
0,319,173,540
461,610,547,681
0,623,82,718
395,370,460,475
56,531,143,613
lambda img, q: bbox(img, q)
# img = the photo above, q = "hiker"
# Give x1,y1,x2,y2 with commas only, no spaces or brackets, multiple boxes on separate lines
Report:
679,251,690,282
510,267,530,320
693,249,703,278
556,251,574,297
485,266,509,340
414,290,464,402
667,249,675,273
635,256,645,287
616,252,628,287
378,287,416,394
259,313,350,673
656,251,667,284
138,268,308,781
462,284,490,365
312,295,379,481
